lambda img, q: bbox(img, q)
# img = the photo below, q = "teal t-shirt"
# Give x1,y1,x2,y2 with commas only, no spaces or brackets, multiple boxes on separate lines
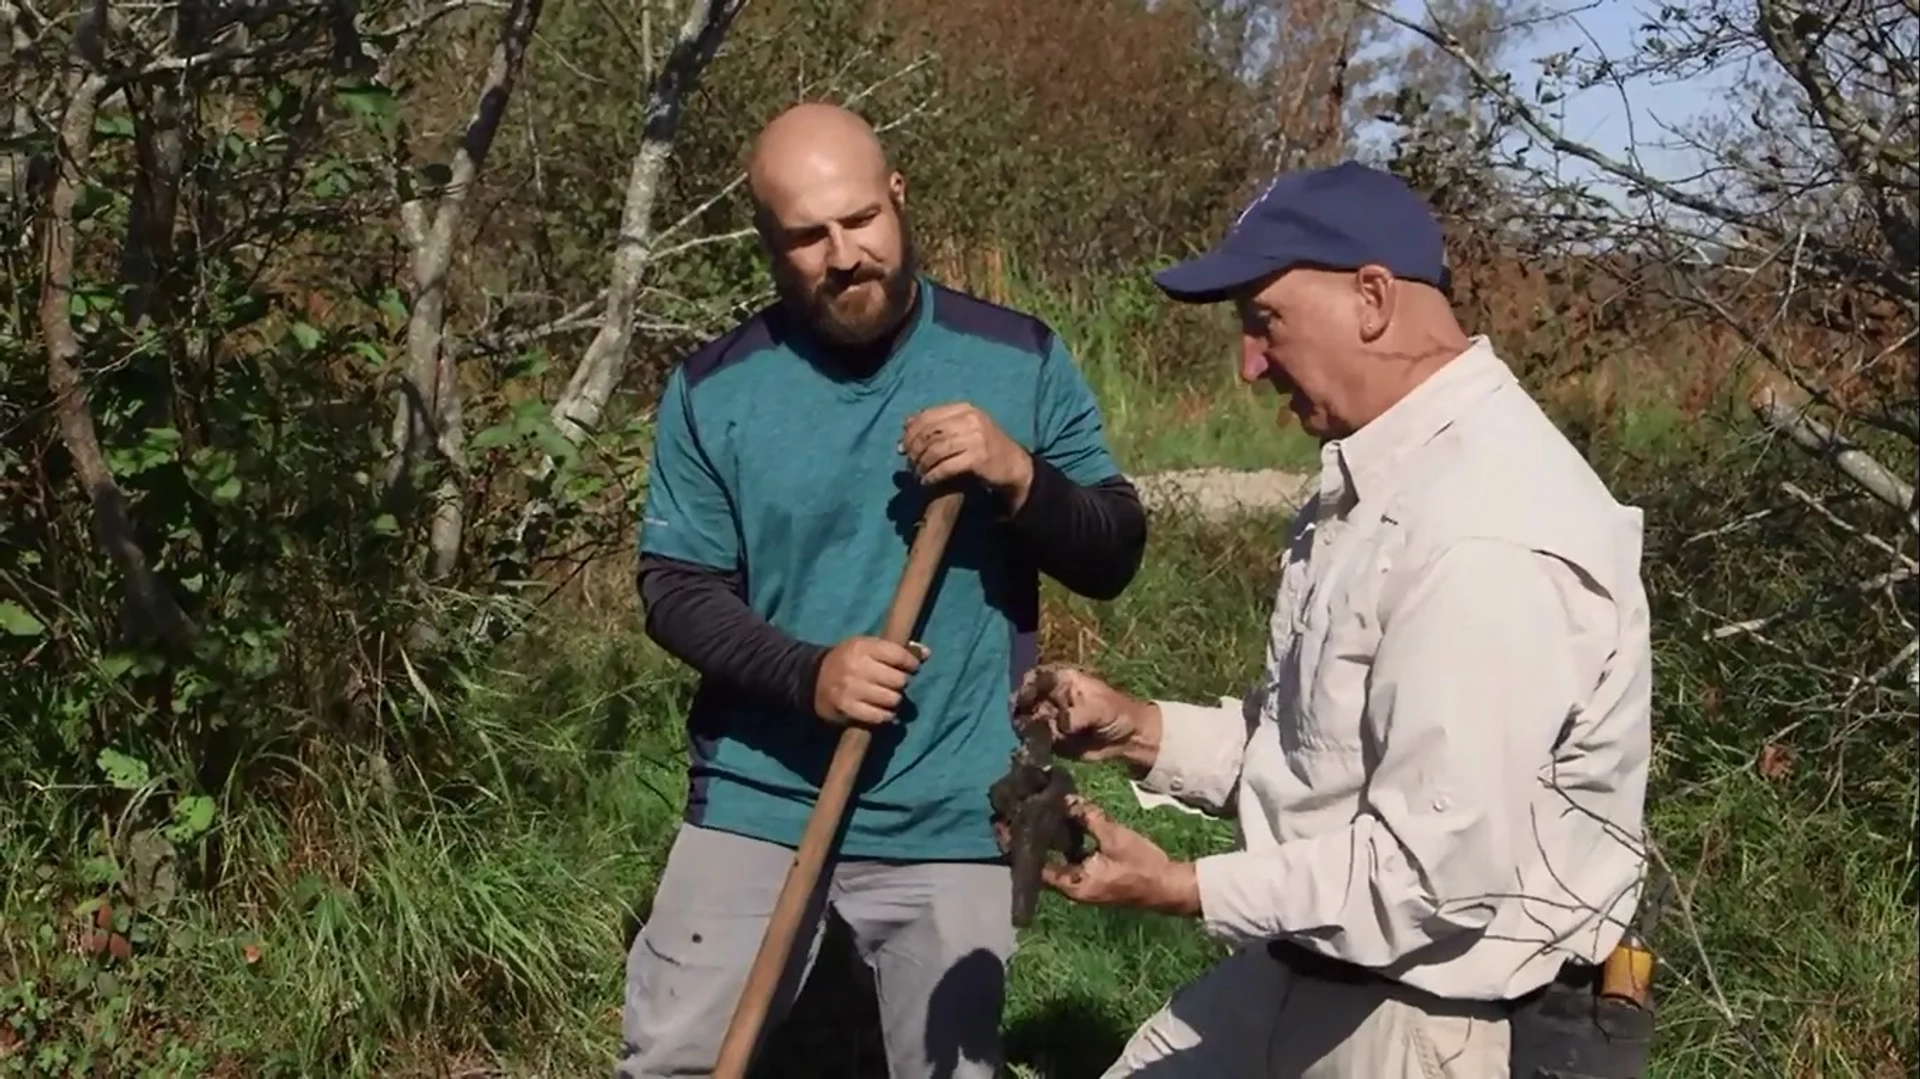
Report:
636,277,1125,861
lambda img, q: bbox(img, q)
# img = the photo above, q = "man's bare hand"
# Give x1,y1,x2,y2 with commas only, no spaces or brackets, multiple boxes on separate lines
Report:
1041,797,1200,917
1014,663,1155,764
899,403,1034,509
814,637,929,727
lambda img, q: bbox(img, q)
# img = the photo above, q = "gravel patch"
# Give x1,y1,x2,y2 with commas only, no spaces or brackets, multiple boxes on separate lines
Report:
1129,467,1315,518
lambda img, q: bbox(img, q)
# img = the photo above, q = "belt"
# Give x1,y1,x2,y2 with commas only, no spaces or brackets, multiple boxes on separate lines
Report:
1266,939,1599,1011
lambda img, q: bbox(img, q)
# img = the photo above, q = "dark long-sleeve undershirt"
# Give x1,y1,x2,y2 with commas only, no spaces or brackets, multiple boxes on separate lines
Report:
637,557,830,716
1003,458,1145,601
637,466,1147,714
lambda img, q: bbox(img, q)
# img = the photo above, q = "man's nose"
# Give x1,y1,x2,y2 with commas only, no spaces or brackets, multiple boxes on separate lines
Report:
825,228,860,273
1239,336,1268,384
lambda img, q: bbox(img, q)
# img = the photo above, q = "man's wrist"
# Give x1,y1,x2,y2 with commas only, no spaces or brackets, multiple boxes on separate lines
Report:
799,643,833,719
999,450,1037,514
1147,861,1203,918
1118,699,1163,778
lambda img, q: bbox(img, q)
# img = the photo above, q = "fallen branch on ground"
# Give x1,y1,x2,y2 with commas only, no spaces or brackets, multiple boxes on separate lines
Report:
1708,562,1918,641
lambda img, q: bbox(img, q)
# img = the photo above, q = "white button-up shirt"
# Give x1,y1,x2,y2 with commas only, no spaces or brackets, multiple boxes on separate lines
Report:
1138,337,1653,1002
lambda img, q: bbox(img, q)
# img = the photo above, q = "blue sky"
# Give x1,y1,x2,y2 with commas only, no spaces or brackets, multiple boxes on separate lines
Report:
1378,0,1744,188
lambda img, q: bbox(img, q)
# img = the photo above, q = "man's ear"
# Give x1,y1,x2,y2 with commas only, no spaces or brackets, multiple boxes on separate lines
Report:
1354,264,1395,342
749,203,776,257
889,170,907,207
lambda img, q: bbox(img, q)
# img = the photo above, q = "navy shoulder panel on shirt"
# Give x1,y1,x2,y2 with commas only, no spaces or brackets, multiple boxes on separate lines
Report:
928,281,1056,358
682,303,782,389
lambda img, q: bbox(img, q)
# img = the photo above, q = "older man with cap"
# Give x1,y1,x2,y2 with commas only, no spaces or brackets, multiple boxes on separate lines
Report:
1014,160,1655,1077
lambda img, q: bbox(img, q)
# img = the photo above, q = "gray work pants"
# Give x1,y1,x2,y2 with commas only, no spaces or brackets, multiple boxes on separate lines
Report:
616,823,1016,1079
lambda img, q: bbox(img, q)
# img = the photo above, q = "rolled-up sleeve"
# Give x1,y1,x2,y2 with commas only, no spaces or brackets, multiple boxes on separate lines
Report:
1191,539,1588,965
1135,696,1257,817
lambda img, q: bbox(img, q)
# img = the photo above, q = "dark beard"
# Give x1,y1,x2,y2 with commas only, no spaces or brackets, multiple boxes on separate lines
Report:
780,212,919,350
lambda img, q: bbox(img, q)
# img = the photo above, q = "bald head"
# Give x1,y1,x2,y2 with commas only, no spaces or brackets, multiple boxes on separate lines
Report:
747,102,917,349
747,102,892,210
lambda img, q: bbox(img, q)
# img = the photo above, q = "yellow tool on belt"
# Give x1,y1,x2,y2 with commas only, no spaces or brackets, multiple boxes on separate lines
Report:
1599,929,1656,1009
1598,867,1669,1011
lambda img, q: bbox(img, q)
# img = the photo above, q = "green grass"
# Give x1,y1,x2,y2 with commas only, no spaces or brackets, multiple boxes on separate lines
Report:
998,267,1321,476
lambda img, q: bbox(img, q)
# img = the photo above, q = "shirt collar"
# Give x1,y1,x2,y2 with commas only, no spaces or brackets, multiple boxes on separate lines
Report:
1319,336,1512,505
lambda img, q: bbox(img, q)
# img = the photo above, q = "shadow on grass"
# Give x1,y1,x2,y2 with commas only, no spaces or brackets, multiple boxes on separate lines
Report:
1003,995,1134,1078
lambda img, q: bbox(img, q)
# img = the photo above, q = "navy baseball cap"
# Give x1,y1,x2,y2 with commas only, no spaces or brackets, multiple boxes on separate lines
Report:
1152,161,1451,304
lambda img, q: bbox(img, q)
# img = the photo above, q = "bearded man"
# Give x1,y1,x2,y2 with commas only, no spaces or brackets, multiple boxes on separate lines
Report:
617,102,1148,1078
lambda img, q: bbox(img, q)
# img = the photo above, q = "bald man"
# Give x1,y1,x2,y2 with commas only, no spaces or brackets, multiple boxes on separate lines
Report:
1015,162,1654,1077
622,103,1148,1077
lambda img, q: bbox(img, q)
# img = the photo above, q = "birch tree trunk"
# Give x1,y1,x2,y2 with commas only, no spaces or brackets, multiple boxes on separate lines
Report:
383,0,545,582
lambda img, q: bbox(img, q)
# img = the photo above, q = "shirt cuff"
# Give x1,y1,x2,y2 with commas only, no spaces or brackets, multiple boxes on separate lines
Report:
1002,452,1073,528
1138,696,1248,813
1190,848,1267,940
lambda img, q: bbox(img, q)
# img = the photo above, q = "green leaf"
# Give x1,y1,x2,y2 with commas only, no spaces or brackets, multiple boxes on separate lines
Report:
73,182,115,220
351,341,387,369
332,78,399,135
535,426,578,465
107,425,182,478
187,446,239,500
369,513,399,536
377,288,409,328
289,322,323,351
470,424,517,451
79,855,119,886
96,748,151,791
162,795,216,844
0,600,44,637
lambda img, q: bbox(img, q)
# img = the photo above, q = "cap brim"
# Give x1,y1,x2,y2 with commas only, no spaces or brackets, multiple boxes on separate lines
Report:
1151,248,1285,304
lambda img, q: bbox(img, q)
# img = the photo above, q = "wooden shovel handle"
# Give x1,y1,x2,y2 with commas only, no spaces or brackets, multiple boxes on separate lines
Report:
711,488,966,1078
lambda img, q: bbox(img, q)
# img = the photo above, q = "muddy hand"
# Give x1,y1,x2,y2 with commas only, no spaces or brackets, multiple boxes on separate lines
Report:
1040,796,1196,916
1013,663,1141,763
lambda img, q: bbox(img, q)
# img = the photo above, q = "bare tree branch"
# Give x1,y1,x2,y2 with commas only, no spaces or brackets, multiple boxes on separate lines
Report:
1357,0,1915,299
1778,481,1918,568
1707,561,1917,641
1755,0,1919,266
1750,380,1918,533
549,0,748,443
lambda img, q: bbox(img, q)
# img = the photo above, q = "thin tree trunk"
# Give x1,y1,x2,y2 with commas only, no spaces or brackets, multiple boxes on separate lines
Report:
383,0,544,583
39,70,198,653
549,0,749,442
